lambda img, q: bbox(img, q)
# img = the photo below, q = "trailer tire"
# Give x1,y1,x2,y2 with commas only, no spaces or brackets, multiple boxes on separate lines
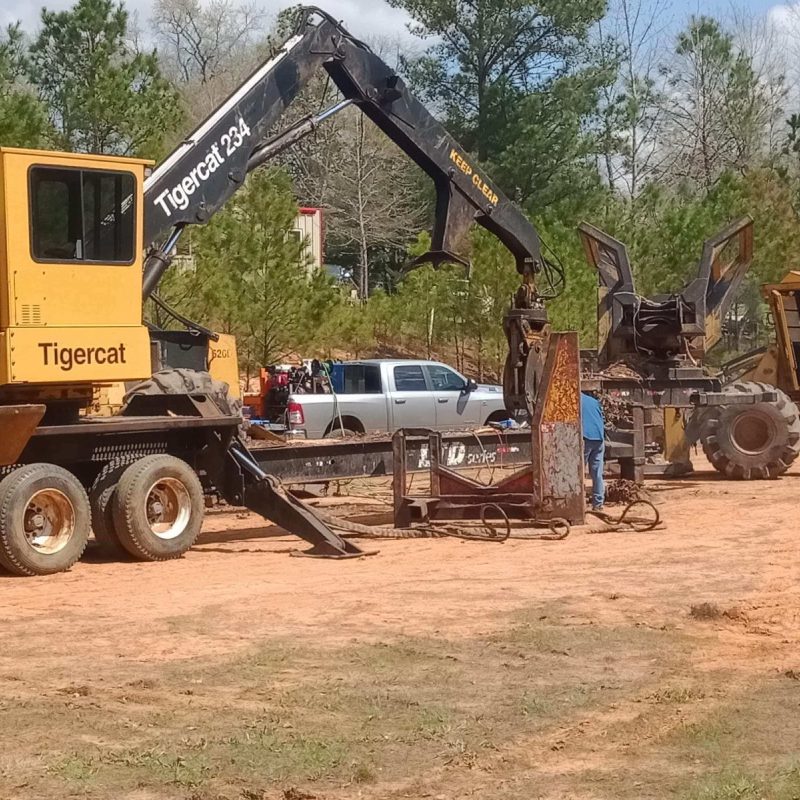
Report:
0,464,90,576
111,455,204,561
88,459,139,557
700,381,800,479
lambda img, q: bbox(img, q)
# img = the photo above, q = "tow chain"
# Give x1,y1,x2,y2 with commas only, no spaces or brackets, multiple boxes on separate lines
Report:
313,506,570,541
308,501,658,540
586,500,661,533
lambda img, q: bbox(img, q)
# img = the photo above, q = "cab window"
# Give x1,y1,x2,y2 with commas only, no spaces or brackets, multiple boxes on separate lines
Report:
426,364,466,391
393,364,428,391
341,364,382,394
30,166,135,263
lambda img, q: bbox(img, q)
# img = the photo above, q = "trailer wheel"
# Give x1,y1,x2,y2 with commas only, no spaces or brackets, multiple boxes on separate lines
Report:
88,459,138,557
0,464,90,576
700,381,800,479
111,455,204,561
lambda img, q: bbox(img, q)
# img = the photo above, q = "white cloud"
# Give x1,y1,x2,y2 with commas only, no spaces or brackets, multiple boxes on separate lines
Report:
765,3,800,98
2,0,418,49
766,2,800,48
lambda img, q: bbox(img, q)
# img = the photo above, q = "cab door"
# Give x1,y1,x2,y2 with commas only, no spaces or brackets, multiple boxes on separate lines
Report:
387,364,435,430
772,288,800,391
425,363,478,430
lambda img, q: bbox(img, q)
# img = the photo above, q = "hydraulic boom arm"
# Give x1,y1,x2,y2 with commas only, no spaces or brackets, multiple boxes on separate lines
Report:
142,7,557,413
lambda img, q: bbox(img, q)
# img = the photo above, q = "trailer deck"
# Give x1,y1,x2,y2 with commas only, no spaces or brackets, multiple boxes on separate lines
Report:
248,428,641,484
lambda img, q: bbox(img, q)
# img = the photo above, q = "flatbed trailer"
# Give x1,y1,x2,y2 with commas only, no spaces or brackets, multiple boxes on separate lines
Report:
248,428,643,484
0,405,645,577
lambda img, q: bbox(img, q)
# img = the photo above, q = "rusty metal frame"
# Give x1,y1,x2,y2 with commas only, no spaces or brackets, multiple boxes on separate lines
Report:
393,332,585,528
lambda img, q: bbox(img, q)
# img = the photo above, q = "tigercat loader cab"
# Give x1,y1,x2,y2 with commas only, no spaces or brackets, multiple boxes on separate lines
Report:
0,147,153,416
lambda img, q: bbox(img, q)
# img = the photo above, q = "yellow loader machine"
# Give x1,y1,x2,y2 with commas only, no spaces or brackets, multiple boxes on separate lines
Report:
709,271,800,472
579,219,800,479
0,7,580,577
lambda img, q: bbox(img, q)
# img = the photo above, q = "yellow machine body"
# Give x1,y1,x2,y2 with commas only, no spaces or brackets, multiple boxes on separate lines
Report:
759,272,800,397
208,333,241,398
0,147,153,402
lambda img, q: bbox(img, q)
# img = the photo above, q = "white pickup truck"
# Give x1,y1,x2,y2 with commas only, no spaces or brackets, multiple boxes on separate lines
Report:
287,359,513,439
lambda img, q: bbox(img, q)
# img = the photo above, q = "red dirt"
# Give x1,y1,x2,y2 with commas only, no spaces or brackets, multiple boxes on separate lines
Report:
1,458,797,679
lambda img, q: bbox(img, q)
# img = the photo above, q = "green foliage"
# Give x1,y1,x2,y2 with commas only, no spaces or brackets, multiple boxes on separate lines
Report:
28,0,182,157
160,169,339,372
0,24,50,147
394,0,612,206
661,16,782,191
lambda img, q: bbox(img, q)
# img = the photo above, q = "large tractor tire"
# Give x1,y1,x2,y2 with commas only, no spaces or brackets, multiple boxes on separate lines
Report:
125,368,242,418
700,381,800,479
0,464,91,576
111,455,205,561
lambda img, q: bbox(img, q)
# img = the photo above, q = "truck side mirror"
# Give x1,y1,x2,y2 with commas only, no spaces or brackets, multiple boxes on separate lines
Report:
464,378,478,393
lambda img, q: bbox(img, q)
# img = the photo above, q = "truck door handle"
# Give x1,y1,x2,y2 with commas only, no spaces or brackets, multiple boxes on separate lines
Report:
395,398,406,404
437,398,448,403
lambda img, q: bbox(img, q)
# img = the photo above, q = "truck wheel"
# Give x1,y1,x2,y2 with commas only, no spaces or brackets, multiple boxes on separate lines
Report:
324,427,357,439
88,459,138,557
485,410,513,425
111,455,204,561
0,464,90,576
700,381,800,479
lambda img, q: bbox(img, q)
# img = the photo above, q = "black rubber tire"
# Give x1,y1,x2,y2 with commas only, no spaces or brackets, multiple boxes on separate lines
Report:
485,410,513,425
324,427,358,439
0,464,90,576
88,459,139,557
125,368,242,418
111,455,204,561
700,381,800,479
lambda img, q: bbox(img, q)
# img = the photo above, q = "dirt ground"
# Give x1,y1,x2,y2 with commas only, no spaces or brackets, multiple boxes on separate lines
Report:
1,457,800,800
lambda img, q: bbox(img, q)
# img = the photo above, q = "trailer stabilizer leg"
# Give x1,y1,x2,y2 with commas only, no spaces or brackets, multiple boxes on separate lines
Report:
228,440,374,558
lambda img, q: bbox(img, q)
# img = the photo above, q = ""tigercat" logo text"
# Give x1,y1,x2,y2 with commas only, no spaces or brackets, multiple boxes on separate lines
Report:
38,343,127,371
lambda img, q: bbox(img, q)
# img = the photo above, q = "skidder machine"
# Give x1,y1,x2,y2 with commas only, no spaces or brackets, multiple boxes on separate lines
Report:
579,218,800,479
0,7,582,576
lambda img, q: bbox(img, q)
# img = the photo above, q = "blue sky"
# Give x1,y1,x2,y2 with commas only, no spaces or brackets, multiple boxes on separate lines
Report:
1,0,793,47
1,0,417,40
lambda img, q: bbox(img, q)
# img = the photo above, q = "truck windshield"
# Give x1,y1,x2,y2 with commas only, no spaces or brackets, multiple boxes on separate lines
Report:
30,166,135,263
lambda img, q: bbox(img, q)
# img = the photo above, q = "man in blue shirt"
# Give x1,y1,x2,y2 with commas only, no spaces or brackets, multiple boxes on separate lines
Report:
580,391,605,511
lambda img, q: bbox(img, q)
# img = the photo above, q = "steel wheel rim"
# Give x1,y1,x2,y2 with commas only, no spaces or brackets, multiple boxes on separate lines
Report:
24,489,75,555
145,477,191,540
731,411,775,455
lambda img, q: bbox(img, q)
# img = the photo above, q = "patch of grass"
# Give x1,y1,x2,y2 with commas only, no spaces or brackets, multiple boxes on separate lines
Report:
350,762,376,784
687,771,763,800
0,608,702,800
648,685,706,704
685,765,800,800
520,691,551,717
671,716,733,754
102,748,211,788
48,754,96,784
413,707,454,741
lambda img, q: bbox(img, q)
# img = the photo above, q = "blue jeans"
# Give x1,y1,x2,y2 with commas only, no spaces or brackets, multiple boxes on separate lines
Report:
584,438,605,509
